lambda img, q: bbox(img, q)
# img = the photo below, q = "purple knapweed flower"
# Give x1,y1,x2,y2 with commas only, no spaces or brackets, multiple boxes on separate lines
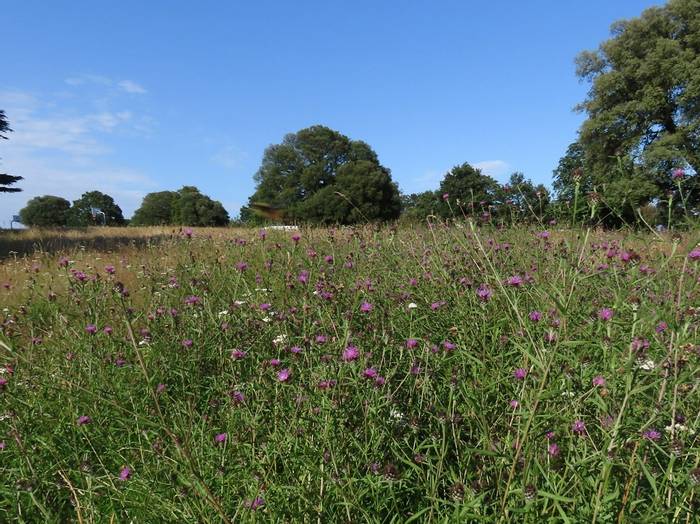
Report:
572,419,586,435
442,193,449,201
77,415,91,426
230,390,245,404
183,227,193,238
642,429,661,441
672,168,685,180
269,358,281,367
506,275,523,287
315,335,327,344
656,321,668,333
258,229,267,240
406,338,419,349
374,376,386,386
291,233,301,243
548,443,560,457
156,383,166,394
509,400,519,409
443,340,456,351
277,368,291,382
343,345,360,362
431,300,446,310
245,497,265,510
513,368,527,380
105,265,116,275
363,367,378,379
298,270,309,284
214,433,227,444
235,261,248,272
103,326,113,335
476,284,492,301
688,248,700,261
85,324,97,335
529,310,542,322
317,379,337,390
324,255,334,264
119,467,132,481
598,308,614,321
360,301,373,313
536,231,550,239
231,349,247,360
182,339,193,348
184,295,201,306
259,303,271,311
592,375,606,387
289,346,302,354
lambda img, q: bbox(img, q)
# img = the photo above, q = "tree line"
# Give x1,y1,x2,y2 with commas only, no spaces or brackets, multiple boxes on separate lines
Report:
3,0,699,228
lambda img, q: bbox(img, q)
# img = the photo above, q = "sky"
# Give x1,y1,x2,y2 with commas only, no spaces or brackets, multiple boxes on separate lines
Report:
1,0,664,225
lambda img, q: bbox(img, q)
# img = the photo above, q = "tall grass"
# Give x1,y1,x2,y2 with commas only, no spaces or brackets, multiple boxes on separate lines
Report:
0,224,698,521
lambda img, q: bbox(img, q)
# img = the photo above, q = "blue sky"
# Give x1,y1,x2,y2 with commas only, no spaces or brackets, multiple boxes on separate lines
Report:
1,0,663,224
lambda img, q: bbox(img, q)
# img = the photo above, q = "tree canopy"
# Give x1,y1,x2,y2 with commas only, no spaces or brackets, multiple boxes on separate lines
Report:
131,187,229,226
19,196,71,227
558,0,700,222
241,125,401,224
67,191,126,226
0,109,23,193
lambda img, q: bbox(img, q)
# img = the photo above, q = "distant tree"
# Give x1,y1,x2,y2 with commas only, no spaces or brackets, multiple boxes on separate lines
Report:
0,109,23,193
243,125,401,224
131,191,179,226
67,191,125,226
437,163,501,218
171,186,229,226
132,188,229,226
500,172,550,222
19,196,71,227
400,191,440,222
571,0,700,222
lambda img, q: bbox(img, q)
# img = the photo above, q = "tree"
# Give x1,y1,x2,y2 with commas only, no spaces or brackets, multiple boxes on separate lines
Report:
67,191,125,226
131,187,229,226
0,109,23,193
437,163,501,218
500,172,550,223
171,186,229,226
400,191,441,222
571,0,700,219
19,196,70,227
242,125,401,224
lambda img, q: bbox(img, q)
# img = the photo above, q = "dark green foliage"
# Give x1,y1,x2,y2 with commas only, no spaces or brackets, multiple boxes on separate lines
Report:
67,191,125,226
19,195,71,227
0,110,22,193
132,188,229,226
565,0,700,224
243,125,401,224
437,163,501,217
500,172,550,223
400,191,441,222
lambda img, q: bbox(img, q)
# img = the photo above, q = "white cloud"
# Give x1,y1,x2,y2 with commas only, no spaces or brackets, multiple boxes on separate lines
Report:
211,145,247,170
117,80,147,94
473,160,511,178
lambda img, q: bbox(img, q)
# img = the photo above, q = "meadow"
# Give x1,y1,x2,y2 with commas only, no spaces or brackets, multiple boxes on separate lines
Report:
0,223,699,522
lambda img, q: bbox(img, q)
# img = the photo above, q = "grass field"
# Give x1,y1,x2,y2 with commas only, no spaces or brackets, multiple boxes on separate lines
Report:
1,224,699,522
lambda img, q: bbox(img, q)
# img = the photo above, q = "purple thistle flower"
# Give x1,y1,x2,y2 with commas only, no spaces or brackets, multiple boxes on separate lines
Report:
528,310,542,322
182,339,193,348
235,261,248,272
363,367,378,379
315,335,327,344
343,345,360,362
317,379,337,390
103,326,113,335
360,301,373,313
430,300,446,311
156,383,166,394
572,419,586,435
85,324,97,335
231,349,247,360
277,368,291,382
289,346,302,354
324,255,334,264
672,168,685,180
269,358,281,367
547,443,560,457
406,338,419,349
214,433,227,444
291,233,301,243
598,308,614,321
77,415,92,426
656,321,668,333
509,399,519,409
245,497,265,510
298,270,309,284
184,295,201,306
442,193,449,201
119,467,132,481
688,248,700,261
230,390,245,404
592,375,606,387
506,275,523,287
642,429,661,441
105,265,116,274
513,368,527,380
259,303,271,311
476,285,492,301
443,340,456,351
374,376,386,386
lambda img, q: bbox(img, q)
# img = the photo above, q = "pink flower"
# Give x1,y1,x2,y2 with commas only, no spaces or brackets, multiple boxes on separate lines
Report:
598,308,614,321
688,248,700,261
528,311,542,322
642,429,661,441
182,339,193,348
363,367,378,379
442,193,449,201
405,338,419,349
269,358,281,367
291,233,301,243
443,340,456,351
513,368,527,380
277,368,291,382
360,301,373,313
672,168,685,180
506,275,523,287
214,433,227,444
509,400,519,409
119,467,132,481
342,345,360,362
77,415,91,426
85,324,97,335
592,375,606,387
476,285,492,301
105,265,116,274
548,443,560,457
245,497,265,510
572,419,586,435
231,349,247,359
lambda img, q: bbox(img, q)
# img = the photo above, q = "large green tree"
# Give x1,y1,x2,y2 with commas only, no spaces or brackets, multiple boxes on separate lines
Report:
19,196,71,227
67,191,125,226
131,187,229,226
567,0,700,220
0,110,23,193
437,163,501,217
242,125,401,224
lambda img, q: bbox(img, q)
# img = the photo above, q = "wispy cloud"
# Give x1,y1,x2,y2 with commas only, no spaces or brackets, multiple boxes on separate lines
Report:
211,145,247,170
473,160,511,178
0,87,155,221
64,74,147,95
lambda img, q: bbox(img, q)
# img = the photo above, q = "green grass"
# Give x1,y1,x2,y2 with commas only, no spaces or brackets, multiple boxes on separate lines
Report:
0,224,699,522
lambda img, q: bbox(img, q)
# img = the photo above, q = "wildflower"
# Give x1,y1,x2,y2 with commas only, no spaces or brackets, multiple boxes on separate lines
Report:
156,383,166,394
597,308,614,321
0,441,5,450
245,497,265,510
289,346,302,354
105,265,116,274
77,415,91,426
103,326,113,335
442,193,449,201
360,301,373,313
407,302,418,310
315,335,327,344
642,429,661,441
259,303,271,311
85,324,97,335
258,229,267,240
410,363,421,375
182,339,193,348
476,285,492,301
513,368,527,380
231,349,247,360
214,433,227,444
291,233,301,243
317,379,337,390
277,368,291,382
324,255,334,264
528,310,542,322
235,261,248,272
572,419,586,435
269,358,281,367
688,248,700,261
119,467,132,481
343,345,360,362
363,368,378,379
506,275,523,287
656,321,668,333
443,340,456,351
592,375,606,387
184,295,201,306
510,400,519,409
230,390,245,404
547,442,560,457
431,301,446,310
545,431,555,440
536,231,550,239
406,338,419,349
183,227,193,238
374,376,386,386
672,168,685,180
